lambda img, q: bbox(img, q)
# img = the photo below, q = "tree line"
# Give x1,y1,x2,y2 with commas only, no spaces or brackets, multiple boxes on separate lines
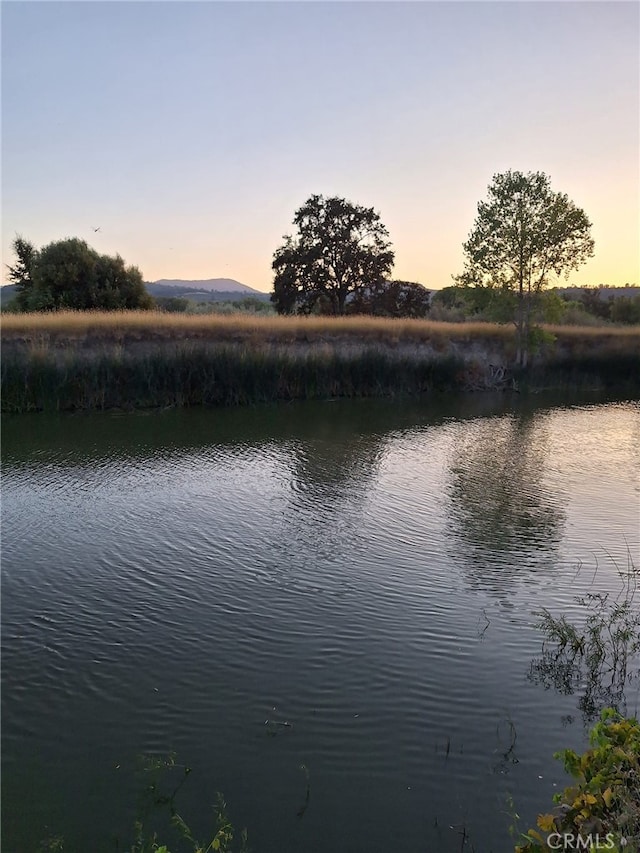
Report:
5,171,638,345
431,282,640,327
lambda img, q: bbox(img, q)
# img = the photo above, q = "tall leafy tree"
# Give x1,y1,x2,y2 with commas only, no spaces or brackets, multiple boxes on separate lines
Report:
6,236,37,310
271,194,395,315
5,236,153,311
457,171,594,365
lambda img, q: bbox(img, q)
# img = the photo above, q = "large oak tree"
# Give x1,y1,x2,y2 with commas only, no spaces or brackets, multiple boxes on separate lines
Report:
271,195,395,315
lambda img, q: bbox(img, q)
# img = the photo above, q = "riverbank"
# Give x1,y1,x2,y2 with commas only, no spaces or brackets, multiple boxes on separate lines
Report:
2,312,639,412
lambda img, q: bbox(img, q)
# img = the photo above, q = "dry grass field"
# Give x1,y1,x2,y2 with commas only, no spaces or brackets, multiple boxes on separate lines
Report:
2,309,639,346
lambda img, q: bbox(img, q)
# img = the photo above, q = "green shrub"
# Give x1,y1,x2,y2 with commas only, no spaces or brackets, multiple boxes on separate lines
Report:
611,296,640,325
516,710,640,853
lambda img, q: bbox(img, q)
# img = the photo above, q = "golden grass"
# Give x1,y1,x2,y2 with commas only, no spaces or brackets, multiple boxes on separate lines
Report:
0,310,504,339
545,323,640,338
2,309,638,346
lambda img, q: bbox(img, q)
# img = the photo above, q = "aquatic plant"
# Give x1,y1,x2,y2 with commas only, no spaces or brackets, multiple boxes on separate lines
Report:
37,753,248,853
3,334,639,413
2,310,637,412
515,709,640,853
529,554,640,720
125,754,249,853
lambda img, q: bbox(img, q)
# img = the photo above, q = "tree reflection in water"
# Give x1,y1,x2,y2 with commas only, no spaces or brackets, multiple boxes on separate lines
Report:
445,411,566,595
279,423,388,571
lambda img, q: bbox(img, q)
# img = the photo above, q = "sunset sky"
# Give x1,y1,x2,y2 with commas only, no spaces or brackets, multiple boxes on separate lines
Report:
2,1,638,293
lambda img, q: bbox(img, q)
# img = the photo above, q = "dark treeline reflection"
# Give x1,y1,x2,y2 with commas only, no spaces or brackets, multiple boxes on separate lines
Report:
0,388,618,469
1,394,522,469
445,410,567,594
277,427,389,570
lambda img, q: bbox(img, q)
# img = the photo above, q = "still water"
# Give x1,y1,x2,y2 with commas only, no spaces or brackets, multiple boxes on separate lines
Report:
2,393,639,853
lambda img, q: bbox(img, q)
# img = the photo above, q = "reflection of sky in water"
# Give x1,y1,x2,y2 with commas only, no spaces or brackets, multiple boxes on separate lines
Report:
541,403,640,562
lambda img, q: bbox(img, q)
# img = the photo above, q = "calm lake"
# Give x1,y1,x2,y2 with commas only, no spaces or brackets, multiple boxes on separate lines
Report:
2,393,639,853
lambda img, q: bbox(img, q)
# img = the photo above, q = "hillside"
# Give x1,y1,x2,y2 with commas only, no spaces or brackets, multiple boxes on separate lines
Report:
150,278,266,294
0,281,272,306
0,285,18,305
145,279,271,303
145,285,270,303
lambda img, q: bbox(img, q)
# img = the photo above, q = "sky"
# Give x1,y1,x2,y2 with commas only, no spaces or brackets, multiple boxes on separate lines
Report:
2,0,639,293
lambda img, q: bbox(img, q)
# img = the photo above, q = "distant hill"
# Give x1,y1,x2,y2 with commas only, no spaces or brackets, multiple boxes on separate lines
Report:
0,281,272,306
145,279,271,303
0,280,271,304
150,278,266,295
0,284,18,305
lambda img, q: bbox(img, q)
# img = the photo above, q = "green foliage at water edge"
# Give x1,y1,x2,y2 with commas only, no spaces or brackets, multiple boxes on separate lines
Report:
515,710,640,853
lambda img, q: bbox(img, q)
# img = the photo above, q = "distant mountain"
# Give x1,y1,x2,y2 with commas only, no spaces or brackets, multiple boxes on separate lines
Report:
150,278,266,295
147,286,270,303
0,284,18,305
145,282,271,303
0,280,272,306
145,279,271,303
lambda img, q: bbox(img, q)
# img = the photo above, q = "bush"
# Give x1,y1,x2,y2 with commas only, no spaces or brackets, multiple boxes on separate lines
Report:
516,710,640,853
611,296,640,325
428,302,468,322
560,306,605,327
6,236,153,311
348,280,431,318
155,297,190,313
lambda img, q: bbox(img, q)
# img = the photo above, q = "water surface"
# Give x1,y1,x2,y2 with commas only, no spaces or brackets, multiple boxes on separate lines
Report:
2,393,639,852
